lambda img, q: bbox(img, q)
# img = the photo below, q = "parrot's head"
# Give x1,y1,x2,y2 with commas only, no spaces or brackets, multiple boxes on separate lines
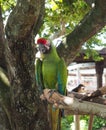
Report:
37,38,51,54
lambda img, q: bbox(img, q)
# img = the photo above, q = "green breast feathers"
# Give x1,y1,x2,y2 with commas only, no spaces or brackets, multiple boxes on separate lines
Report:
35,44,67,95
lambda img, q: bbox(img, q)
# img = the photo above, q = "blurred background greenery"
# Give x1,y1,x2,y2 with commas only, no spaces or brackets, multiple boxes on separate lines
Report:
61,115,106,130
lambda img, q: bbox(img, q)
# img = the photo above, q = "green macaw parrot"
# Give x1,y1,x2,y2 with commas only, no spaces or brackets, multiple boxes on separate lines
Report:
35,38,68,130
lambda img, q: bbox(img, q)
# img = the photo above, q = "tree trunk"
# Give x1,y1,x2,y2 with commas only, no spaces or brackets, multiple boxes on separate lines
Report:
4,39,49,130
0,1,50,129
4,20,50,130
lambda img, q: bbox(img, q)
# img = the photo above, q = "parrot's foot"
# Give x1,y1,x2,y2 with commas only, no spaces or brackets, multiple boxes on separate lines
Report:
48,89,57,98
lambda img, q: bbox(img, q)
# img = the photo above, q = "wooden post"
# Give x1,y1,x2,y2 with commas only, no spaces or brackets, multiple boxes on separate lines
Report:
74,67,81,130
95,61,104,89
74,115,80,130
88,115,94,130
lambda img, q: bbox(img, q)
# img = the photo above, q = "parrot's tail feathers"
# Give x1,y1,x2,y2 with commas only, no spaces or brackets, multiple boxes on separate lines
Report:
48,105,61,130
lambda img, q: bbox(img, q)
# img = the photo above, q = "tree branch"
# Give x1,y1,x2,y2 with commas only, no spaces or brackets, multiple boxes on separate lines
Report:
57,0,106,65
5,0,45,41
41,89,106,118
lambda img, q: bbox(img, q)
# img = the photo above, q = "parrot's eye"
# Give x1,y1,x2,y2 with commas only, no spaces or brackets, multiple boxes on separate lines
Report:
36,43,51,54
37,44,48,54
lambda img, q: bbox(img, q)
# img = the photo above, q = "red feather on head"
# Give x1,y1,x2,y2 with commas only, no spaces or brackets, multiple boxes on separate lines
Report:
37,38,48,45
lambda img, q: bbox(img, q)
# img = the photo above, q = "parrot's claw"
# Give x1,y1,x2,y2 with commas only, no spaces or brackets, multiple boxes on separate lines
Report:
48,89,57,98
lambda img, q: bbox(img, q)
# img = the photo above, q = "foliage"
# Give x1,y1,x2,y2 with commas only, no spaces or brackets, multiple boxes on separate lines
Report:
61,115,106,130
40,0,90,38
1,0,16,22
61,115,73,130
82,26,106,61
92,116,106,130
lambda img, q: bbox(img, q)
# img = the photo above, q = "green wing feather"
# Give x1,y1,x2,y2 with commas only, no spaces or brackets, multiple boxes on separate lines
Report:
57,58,67,95
35,59,44,91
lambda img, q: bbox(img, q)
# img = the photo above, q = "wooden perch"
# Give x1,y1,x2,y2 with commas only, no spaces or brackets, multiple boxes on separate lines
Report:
76,86,106,102
40,89,106,118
